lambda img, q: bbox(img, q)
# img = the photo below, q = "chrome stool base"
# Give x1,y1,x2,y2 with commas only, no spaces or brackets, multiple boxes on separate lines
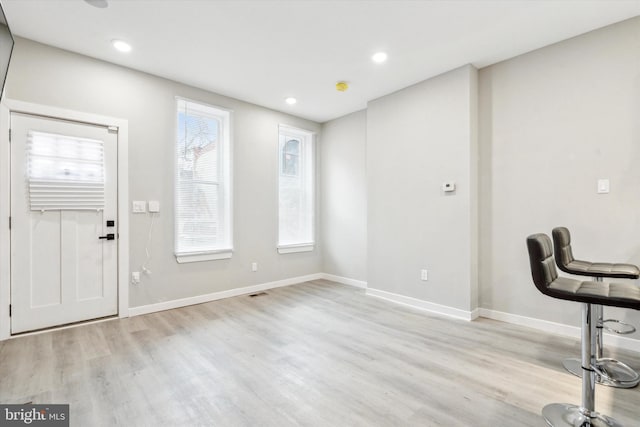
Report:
563,358,640,388
543,403,623,427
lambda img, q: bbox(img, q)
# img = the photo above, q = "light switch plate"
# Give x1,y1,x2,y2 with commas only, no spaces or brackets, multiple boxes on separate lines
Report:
597,179,610,194
132,200,146,213
148,200,160,213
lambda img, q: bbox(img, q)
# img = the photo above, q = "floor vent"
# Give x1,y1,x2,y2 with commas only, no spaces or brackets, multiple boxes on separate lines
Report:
249,292,268,298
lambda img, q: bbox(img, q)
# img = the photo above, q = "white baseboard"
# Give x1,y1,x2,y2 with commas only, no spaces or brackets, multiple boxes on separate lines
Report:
366,288,477,321
479,308,640,354
319,273,367,289
10,269,640,354
129,273,323,317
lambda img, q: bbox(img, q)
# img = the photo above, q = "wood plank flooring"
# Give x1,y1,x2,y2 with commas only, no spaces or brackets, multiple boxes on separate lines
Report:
1,280,639,426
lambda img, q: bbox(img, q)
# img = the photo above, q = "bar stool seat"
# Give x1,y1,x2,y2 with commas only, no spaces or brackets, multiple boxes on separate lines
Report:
553,227,640,280
547,277,640,302
552,226,640,388
560,261,640,278
527,233,640,427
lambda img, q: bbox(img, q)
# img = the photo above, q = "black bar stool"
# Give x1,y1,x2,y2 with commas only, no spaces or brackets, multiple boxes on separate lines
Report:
552,226,639,388
527,233,640,427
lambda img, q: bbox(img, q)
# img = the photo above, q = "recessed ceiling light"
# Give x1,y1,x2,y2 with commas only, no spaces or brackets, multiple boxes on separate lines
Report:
285,97,297,105
85,0,108,8
372,52,388,63
112,39,132,53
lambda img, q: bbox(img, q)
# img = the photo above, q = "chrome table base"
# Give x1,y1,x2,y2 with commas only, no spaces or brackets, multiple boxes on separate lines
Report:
543,403,623,427
562,358,640,388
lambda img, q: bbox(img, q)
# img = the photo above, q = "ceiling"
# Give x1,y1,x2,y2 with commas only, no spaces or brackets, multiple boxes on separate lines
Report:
3,0,640,123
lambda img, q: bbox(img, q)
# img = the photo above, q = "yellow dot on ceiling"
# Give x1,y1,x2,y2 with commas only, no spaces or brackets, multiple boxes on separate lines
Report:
336,81,349,92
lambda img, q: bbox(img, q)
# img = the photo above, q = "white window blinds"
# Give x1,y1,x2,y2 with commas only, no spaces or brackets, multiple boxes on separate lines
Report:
175,99,232,258
27,131,105,211
278,125,314,249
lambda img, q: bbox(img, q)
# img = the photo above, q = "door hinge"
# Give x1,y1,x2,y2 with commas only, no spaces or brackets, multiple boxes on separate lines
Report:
9,304,11,317
107,126,118,132
8,216,10,229
8,128,11,142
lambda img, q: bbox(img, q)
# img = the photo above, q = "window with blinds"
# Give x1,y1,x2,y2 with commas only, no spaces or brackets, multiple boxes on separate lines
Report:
278,125,314,252
175,98,232,261
28,131,105,211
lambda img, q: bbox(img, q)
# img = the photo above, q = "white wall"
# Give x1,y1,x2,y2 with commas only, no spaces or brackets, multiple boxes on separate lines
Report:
479,16,640,336
366,65,479,313
5,38,322,308
320,110,367,281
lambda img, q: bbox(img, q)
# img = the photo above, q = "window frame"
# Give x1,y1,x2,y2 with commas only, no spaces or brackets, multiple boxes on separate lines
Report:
277,124,315,254
174,97,233,263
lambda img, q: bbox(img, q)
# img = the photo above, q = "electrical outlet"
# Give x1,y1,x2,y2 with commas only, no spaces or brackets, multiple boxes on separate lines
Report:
420,269,428,281
251,262,258,272
131,271,141,284
148,200,160,213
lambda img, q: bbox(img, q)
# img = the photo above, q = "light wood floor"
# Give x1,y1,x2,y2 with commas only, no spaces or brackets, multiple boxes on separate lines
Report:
1,280,639,426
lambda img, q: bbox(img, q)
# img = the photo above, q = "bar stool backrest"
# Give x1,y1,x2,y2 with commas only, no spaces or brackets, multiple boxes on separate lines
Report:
526,233,559,293
552,226,575,272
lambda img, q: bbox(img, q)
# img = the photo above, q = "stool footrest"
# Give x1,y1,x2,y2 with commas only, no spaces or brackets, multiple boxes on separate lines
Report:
601,319,636,335
562,357,640,388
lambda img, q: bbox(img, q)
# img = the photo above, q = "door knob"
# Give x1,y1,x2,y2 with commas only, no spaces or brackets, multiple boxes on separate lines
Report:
98,233,115,240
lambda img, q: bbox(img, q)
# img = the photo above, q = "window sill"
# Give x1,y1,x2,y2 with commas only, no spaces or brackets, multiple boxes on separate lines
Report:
176,250,232,264
277,244,314,254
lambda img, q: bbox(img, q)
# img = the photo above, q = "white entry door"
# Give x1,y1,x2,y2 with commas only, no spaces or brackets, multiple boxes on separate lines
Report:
10,112,118,334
